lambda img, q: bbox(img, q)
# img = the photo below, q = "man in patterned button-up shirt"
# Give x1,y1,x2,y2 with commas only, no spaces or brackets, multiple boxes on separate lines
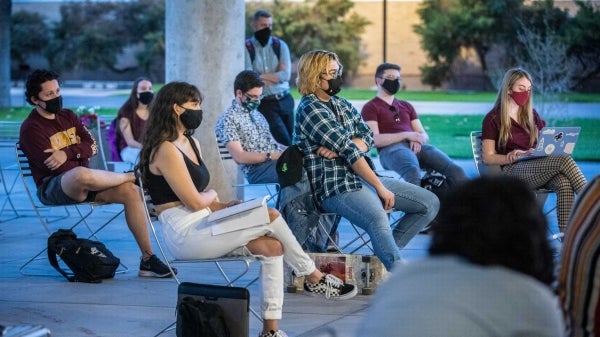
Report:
216,70,287,184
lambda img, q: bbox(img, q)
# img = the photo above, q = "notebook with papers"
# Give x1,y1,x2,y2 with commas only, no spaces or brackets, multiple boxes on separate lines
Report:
518,126,581,161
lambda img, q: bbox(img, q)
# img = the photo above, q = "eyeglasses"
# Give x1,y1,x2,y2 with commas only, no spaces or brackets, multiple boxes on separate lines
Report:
244,92,264,101
389,105,400,122
321,69,341,79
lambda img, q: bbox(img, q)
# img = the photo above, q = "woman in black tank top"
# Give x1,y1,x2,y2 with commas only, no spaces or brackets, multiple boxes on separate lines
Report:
139,81,357,337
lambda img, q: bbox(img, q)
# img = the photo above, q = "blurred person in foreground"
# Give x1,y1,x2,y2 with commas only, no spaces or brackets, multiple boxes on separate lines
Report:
559,174,600,337
356,175,563,337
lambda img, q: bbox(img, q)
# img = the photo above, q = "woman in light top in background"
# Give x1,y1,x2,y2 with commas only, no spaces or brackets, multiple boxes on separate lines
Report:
138,81,356,337
481,68,587,232
116,77,153,165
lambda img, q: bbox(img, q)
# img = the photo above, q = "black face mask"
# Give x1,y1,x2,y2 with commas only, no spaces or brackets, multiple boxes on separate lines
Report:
381,79,400,95
39,96,63,114
254,27,271,47
138,91,154,105
324,77,343,96
180,108,203,130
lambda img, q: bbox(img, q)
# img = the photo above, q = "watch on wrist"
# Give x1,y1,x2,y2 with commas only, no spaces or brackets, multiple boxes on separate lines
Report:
265,153,272,162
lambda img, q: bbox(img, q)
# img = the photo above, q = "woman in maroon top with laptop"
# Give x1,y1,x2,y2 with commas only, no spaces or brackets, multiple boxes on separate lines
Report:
481,68,587,232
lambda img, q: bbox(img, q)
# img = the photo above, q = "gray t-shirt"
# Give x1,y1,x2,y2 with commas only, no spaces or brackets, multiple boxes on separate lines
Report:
356,256,564,337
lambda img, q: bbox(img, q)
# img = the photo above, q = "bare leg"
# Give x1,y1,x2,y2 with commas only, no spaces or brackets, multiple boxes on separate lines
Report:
60,168,153,257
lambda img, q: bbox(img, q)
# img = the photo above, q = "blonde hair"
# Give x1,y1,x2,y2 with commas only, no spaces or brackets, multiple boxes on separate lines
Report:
493,68,538,150
296,50,343,96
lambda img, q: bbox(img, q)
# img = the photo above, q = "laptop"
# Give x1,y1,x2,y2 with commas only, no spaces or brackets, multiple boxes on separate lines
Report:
519,126,581,160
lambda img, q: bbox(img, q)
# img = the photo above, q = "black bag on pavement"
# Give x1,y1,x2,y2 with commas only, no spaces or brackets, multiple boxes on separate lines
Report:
421,170,449,198
47,229,120,283
177,296,230,337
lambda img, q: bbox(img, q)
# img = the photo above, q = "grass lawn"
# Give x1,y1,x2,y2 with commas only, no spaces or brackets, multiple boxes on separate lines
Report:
3,89,599,161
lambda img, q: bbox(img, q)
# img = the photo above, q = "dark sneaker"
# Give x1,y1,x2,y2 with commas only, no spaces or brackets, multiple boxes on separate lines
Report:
138,254,177,278
304,274,357,300
258,330,288,337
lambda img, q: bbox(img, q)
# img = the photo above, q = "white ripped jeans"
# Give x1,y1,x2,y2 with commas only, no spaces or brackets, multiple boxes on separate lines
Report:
158,205,316,320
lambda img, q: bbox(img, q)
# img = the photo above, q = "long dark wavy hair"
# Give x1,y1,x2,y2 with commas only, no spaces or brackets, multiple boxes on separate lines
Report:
137,81,203,183
429,175,555,286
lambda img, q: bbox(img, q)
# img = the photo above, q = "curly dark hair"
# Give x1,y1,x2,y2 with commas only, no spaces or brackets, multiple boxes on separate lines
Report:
137,81,203,183
25,69,60,105
429,175,555,286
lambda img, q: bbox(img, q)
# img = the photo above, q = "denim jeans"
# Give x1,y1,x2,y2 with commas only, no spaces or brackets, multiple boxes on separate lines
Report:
320,177,439,270
257,93,295,146
379,142,468,187
246,160,278,184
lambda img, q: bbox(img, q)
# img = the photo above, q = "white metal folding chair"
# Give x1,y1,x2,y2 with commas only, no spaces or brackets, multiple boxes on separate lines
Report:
470,131,562,240
136,172,262,336
16,142,128,276
216,138,279,207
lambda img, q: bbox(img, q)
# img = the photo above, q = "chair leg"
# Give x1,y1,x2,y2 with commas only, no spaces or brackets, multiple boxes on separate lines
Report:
152,322,176,337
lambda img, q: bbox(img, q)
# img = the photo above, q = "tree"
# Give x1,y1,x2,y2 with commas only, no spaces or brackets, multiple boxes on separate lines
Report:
246,0,370,80
565,0,600,89
115,0,165,80
45,2,127,73
41,0,165,80
414,0,523,89
414,0,600,91
10,11,50,74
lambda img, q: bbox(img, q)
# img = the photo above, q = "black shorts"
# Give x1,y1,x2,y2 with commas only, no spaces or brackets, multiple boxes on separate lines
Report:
37,173,97,205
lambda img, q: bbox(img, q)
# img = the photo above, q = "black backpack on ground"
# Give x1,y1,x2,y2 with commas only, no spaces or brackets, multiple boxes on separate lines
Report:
421,169,450,199
47,229,120,283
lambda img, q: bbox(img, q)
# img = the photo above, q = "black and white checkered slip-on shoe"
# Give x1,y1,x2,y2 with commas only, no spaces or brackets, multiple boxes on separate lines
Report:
303,274,357,300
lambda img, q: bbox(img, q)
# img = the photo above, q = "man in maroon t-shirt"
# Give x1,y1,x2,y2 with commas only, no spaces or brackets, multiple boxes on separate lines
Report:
361,63,467,190
20,69,174,278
